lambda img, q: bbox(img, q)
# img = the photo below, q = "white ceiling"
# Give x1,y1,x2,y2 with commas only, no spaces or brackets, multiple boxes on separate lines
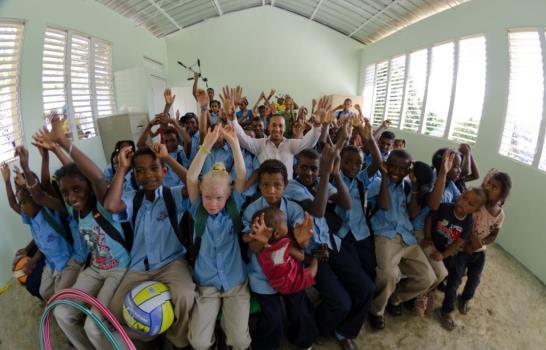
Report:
96,0,470,44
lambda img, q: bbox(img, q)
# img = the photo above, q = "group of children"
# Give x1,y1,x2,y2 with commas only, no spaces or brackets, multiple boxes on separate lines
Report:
2,83,512,350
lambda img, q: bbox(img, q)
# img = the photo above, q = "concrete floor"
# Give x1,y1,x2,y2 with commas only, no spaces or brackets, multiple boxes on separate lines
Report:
0,244,545,350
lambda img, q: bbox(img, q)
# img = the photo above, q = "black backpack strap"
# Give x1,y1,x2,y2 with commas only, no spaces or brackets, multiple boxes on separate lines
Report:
162,187,184,245
131,189,145,228
41,208,73,245
92,206,131,252
356,178,366,214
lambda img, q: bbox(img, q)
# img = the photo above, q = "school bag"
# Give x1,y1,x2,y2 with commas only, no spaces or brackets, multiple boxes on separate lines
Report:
41,208,74,245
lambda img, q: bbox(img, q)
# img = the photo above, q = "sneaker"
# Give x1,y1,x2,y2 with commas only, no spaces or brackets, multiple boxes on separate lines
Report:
387,302,402,316
368,313,385,330
457,295,471,315
434,307,457,331
414,293,428,316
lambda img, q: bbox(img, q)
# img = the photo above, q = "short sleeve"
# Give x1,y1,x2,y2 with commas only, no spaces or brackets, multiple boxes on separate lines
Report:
170,185,189,214
284,183,310,203
286,200,305,228
327,181,337,197
21,212,30,225
356,170,371,189
116,189,137,223
366,177,382,204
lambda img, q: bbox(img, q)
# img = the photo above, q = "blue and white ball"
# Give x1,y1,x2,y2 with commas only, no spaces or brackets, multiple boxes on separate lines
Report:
122,281,174,336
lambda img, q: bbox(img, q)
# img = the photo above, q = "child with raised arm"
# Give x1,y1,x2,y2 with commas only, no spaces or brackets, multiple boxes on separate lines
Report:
104,142,195,349
185,124,251,350
247,207,318,294
242,159,318,350
32,116,130,350
427,188,487,330
367,150,437,330
2,159,81,301
454,171,511,315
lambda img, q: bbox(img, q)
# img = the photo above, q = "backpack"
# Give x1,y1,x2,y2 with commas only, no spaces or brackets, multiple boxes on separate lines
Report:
41,208,74,245
131,187,243,267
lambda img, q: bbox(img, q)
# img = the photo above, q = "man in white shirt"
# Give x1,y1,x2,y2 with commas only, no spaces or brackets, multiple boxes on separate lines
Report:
229,114,322,179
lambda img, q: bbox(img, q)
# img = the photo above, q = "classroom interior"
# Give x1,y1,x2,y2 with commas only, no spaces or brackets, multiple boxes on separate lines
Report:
0,0,545,349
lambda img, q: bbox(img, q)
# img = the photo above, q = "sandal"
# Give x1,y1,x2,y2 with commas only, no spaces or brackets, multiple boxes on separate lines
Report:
435,307,457,331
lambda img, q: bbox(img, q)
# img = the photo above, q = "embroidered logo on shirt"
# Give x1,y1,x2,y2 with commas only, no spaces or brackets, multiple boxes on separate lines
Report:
47,233,56,242
157,211,169,221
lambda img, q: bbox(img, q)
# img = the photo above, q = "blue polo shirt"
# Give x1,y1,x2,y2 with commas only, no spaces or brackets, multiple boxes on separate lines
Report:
190,192,246,292
67,215,89,264
104,166,137,192
118,186,188,272
242,197,304,295
201,142,234,175
367,177,415,245
22,209,73,272
335,170,371,241
163,149,186,188
69,203,130,270
238,149,260,198
284,179,340,252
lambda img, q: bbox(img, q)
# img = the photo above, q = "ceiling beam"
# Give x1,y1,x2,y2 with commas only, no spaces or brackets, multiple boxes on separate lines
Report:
349,0,403,37
211,0,223,16
310,0,326,20
146,0,182,30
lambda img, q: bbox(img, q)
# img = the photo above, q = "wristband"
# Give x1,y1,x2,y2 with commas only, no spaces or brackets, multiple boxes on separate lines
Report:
26,179,39,189
199,145,211,155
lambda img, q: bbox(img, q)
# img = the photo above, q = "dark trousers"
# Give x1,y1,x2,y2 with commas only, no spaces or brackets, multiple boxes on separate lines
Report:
252,291,318,350
442,251,486,312
314,243,375,339
352,234,377,281
25,245,46,300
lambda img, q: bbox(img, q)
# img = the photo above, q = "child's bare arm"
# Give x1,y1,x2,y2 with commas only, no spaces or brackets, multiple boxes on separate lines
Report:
2,163,20,214
427,150,454,210
442,238,465,258
137,117,158,149
288,245,305,262
222,125,246,193
103,147,131,213
186,127,220,203
377,166,391,211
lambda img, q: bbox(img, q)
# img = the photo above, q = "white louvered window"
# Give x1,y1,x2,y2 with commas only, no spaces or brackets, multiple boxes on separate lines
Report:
0,21,24,163
93,39,115,118
71,34,94,139
449,36,486,144
402,49,428,132
385,55,406,128
371,61,389,127
41,27,115,140
500,30,544,166
362,64,375,119
422,42,455,137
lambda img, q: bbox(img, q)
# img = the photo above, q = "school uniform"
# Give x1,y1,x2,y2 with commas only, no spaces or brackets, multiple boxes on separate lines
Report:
335,169,376,279
188,192,251,350
243,196,318,350
285,179,375,339
109,185,195,348
54,202,129,350
239,149,259,199
21,209,81,300
103,166,137,192
163,149,186,187
201,142,234,175
367,177,436,316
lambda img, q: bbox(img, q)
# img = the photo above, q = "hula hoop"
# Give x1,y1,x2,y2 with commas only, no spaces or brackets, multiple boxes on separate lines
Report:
39,288,137,350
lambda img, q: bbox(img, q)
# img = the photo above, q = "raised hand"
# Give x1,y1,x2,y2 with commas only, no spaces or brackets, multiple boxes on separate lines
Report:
268,89,276,98
15,146,30,171
118,146,133,171
164,88,176,106
202,125,221,150
440,149,455,175
249,213,273,245
220,86,236,120
47,113,68,144
320,142,338,175
176,110,181,120
151,143,169,160
312,95,333,127
362,118,373,140
220,124,238,146
381,119,391,129
196,89,210,110
1,163,10,182
294,212,314,248
354,104,362,116
234,86,243,106
379,161,388,176
31,130,55,152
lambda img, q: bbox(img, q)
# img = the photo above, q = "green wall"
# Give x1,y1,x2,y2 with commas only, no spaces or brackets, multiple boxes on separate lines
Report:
0,0,167,286
165,6,364,108
359,0,546,283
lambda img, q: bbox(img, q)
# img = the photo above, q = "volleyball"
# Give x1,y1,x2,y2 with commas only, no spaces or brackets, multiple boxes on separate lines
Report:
122,281,174,336
13,256,31,284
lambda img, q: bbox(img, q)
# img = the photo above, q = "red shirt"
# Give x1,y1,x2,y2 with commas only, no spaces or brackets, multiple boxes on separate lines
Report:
257,237,315,294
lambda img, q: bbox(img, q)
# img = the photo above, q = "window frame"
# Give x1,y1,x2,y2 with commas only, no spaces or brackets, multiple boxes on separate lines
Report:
41,25,115,140
362,34,487,145
0,19,25,163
